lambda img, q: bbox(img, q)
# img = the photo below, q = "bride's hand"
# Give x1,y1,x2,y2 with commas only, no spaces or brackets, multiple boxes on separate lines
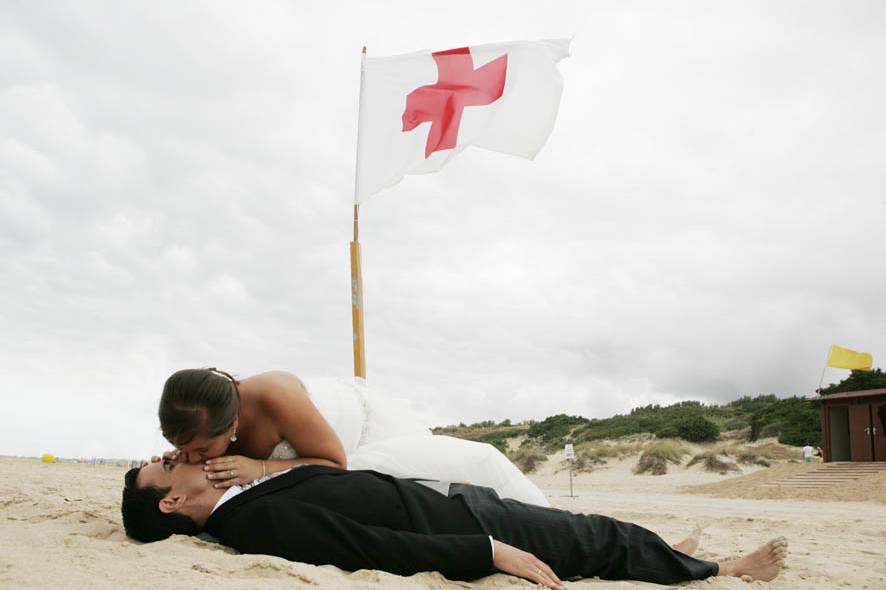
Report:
204,455,263,488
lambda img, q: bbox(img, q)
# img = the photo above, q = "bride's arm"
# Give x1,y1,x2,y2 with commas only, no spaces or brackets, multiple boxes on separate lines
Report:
260,372,347,471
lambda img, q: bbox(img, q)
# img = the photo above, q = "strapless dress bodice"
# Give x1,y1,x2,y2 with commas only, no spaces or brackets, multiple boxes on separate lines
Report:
256,377,548,506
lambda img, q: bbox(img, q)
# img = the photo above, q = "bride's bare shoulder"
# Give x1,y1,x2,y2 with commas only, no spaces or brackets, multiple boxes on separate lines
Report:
240,371,309,401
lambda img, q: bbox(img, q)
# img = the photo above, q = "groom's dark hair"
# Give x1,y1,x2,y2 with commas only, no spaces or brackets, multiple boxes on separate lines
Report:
121,467,200,542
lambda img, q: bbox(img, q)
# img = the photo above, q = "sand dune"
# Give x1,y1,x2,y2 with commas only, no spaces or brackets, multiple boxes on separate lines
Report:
2,455,885,589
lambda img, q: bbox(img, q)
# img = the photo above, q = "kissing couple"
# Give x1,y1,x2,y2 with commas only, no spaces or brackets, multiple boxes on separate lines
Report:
124,368,787,587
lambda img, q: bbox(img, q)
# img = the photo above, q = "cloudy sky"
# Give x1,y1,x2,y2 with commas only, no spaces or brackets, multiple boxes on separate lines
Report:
2,1,884,459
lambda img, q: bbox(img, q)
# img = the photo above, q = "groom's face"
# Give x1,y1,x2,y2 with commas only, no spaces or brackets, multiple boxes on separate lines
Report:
137,457,208,496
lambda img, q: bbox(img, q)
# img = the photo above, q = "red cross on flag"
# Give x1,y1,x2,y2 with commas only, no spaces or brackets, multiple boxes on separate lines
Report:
355,38,571,202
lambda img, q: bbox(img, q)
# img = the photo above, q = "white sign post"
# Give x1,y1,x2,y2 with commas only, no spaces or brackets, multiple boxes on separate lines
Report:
564,443,576,498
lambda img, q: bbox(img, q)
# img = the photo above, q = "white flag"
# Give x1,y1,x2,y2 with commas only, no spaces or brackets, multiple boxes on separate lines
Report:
355,38,571,203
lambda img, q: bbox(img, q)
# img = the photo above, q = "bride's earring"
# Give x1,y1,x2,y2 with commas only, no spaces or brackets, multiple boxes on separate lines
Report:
230,431,238,442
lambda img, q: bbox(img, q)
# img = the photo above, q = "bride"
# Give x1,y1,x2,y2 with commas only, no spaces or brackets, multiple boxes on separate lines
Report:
155,368,548,506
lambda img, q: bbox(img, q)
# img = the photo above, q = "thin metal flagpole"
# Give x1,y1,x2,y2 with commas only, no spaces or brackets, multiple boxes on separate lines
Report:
350,47,367,379
817,345,834,394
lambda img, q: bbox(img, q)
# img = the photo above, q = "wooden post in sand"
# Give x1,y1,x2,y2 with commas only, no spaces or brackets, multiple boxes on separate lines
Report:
564,443,576,498
350,204,366,378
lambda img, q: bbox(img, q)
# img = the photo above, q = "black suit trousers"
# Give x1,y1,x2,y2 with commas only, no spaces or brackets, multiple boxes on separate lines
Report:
451,484,718,585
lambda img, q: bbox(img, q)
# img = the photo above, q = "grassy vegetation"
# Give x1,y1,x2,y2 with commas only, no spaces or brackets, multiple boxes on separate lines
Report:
566,441,645,473
707,441,802,465
633,441,690,475
687,451,741,474
433,420,528,454
509,446,548,473
735,451,772,467
746,442,803,461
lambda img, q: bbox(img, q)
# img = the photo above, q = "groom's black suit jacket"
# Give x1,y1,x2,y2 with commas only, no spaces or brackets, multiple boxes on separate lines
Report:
203,465,495,581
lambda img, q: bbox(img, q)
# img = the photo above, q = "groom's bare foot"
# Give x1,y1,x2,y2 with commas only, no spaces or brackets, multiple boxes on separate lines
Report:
717,537,788,582
672,526,702,556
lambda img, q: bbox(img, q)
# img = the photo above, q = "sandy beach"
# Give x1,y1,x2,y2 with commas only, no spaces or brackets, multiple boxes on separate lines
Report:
2,454,884,590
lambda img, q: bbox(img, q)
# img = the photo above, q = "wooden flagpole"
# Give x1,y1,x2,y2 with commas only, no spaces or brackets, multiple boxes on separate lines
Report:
350,204,366,378
351,46,367,379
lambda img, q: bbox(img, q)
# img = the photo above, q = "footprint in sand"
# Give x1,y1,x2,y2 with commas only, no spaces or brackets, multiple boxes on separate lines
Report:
69,521,126,541
192,561,318,585
230,560,319,584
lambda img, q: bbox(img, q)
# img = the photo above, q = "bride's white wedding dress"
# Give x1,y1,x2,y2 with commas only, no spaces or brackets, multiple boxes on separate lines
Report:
267,377,549,507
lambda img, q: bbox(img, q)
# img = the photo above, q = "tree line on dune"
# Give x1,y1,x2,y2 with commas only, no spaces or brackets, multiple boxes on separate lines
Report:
436,369,886,455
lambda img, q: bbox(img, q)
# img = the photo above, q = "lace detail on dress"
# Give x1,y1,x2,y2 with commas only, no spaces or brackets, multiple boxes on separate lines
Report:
268,440,299,461
353,381,372,447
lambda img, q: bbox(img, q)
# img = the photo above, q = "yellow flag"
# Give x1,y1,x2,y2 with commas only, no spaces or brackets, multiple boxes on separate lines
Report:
826,344,873,370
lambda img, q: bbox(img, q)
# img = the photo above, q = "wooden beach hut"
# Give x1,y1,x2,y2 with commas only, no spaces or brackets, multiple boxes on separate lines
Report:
818,388,886,462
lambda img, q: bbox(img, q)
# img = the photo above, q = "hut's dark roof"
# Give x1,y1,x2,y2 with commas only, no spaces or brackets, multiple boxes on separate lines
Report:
816,388,886,402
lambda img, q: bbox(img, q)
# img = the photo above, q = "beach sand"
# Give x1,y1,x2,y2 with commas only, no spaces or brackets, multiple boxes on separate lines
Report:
2,454,884,589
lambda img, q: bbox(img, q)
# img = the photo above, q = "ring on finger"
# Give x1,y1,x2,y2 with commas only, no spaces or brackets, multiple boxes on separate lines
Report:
229,470,235,478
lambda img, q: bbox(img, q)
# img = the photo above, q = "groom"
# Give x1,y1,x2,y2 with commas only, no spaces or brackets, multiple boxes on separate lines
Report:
122,458,786,589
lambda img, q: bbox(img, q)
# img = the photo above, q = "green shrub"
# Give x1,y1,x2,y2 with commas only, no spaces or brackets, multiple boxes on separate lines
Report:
773,398,821,446
778,428,820,447
675,415,720,443
655,422,680,439
526,414,589,449
469,420,496,428
759,423,780,439
748,412,764,441
721,416,748,431
820,368,886,394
